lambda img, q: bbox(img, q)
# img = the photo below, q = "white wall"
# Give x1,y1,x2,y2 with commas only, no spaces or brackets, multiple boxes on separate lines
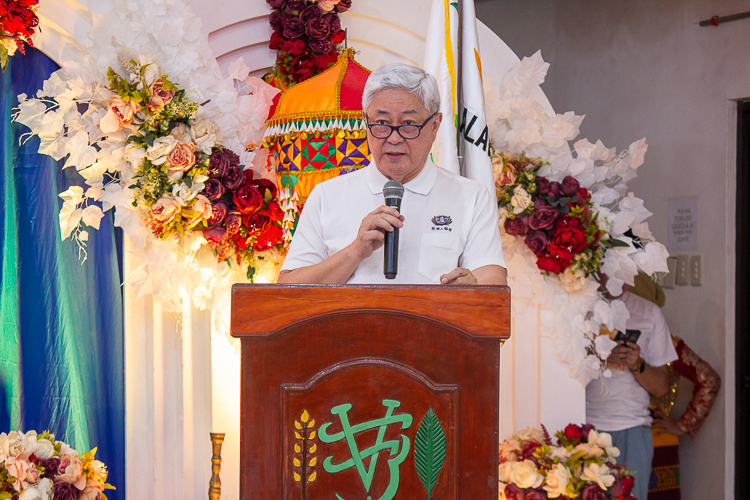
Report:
476,1,750,499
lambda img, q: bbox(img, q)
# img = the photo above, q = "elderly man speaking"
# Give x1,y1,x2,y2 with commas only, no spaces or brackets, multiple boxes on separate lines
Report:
278,63,507,285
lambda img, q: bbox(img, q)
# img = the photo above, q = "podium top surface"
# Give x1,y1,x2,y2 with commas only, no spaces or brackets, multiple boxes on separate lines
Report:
231,283,510,339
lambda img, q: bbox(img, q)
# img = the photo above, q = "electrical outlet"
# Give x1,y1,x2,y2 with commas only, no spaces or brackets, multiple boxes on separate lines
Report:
676,255,690,286
690,255,702,286
663,257,677,288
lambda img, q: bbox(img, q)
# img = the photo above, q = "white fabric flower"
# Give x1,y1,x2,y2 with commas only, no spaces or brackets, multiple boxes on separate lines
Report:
510,186,532,214
543,463,572,498
581,462,615,490
511,460,544,489
146,136,177,165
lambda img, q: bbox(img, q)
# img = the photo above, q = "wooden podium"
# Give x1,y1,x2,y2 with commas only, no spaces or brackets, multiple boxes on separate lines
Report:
231,284,510,500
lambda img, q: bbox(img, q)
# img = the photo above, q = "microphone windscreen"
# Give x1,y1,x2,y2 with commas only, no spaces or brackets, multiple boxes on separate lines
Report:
383,180,405,200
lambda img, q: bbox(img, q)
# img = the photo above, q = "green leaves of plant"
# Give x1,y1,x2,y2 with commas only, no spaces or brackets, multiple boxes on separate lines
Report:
414,409,445,499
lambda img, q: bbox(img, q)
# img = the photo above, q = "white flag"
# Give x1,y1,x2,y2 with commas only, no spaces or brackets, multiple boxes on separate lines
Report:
424,0,494,194
424,0,459,175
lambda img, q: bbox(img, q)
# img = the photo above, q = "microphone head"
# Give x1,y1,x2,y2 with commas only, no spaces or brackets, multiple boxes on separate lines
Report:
383,180,405,200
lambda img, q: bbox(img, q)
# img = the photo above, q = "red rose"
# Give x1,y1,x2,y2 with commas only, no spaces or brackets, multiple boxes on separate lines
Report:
243,212,271,237
549,227,586,261
333,30,346,44
281,39,306,55
536,255,569,274
621,475,635,496
253,225,283,251
553,215,582,232
245,176,278,202
203,226,229,249
262,201,284,221
564,424,582,440
233,184,263,214
269,31,283,50
560,175,580,197
578,187,591,201
504,217,529,237
528,206,558,230
233,233,252,250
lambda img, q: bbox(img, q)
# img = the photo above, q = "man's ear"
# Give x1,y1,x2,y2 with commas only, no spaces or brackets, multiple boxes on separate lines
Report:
433,112,443,129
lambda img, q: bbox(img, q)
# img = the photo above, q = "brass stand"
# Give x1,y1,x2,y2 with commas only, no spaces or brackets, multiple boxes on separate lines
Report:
209,433,225,500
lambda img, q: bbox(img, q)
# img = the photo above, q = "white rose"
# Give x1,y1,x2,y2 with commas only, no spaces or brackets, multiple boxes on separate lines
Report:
170,122,193,144
515,427,544,443
543,463,572,498
550,446,571,461
592,431,620,459
37,478,53,500
33,439,55,460
123,143,147,169
56,441,79,459
0,431,20,462
581,462,615,490
138,55,161,87
498,462,514,482
510,186,532,214
189,118,222,152
146,136,177,165
511,460,544,489
19,431,39,456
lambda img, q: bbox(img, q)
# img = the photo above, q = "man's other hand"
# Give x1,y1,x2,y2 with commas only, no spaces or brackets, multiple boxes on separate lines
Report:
440,267,477,285
440,265,507,285
351,205,404,260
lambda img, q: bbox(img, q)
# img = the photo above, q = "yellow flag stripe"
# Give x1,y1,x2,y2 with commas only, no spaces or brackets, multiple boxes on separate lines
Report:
444,0,456,117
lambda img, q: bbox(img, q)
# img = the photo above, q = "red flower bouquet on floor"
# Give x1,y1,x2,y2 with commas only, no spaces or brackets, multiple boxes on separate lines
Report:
266,0,350,87
0,0,39,71
495,152,627,280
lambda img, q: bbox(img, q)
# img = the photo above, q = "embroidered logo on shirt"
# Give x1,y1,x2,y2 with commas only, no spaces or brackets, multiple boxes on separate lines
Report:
431,215,453,231
431,215,452,226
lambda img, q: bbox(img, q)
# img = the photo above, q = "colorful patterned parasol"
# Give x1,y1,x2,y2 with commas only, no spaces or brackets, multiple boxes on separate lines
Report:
262,48,372,242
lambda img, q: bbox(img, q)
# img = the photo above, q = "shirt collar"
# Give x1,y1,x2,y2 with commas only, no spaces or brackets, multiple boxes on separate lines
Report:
365,158,438,196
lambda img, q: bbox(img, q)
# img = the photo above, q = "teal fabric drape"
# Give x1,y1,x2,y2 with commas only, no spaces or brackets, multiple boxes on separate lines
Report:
0,49,125,499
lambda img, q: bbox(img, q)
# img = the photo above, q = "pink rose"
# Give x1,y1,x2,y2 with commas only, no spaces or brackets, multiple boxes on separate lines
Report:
496,165,517,187
187,195,212,226
149,78,175,108
6,453,33,491
80,482,105,500
57,455,85,490
100,96,141,134
150,198,183,224
166,142,196,175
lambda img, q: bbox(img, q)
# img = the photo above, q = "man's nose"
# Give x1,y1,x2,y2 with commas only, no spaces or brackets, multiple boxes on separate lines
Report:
387,129,405,145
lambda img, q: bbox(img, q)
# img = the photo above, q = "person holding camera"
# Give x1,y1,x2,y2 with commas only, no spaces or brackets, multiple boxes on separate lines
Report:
586,279,678,500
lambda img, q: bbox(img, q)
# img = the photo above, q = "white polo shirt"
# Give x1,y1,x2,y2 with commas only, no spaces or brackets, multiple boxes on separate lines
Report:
280,159,506,284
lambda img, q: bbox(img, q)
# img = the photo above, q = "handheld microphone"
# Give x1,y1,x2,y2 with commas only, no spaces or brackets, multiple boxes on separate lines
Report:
383,180,404,279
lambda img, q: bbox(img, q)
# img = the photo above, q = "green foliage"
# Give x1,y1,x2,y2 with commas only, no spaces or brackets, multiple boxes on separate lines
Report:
414,409,446,499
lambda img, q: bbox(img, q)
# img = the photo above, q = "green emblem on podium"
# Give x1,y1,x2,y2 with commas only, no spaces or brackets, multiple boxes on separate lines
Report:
319,400,413,500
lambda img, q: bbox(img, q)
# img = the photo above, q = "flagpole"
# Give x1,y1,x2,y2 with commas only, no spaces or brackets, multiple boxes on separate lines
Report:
456,0,465,176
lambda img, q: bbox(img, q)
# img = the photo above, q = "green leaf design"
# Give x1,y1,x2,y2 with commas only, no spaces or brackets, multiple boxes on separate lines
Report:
414,409,446,499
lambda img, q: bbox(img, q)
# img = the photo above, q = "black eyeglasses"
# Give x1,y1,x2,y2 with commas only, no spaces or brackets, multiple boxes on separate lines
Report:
365,113,437,140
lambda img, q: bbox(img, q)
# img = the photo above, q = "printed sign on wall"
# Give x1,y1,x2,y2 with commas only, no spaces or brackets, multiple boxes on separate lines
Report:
667,196,698,251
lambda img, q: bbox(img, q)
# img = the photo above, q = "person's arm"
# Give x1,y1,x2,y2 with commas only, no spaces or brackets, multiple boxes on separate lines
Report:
277,205,404,284
607,340,670,397
439,264,507,285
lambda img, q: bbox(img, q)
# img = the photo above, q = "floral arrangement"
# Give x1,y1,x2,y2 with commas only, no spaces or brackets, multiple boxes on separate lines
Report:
16,55,283,281
0,430,113,500
495,152,628,283
498,424,635,500
267,0,350,87
0,0,39,71
484,51,669,384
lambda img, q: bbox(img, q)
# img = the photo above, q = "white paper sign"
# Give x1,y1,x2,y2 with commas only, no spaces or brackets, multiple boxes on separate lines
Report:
667,197,698,251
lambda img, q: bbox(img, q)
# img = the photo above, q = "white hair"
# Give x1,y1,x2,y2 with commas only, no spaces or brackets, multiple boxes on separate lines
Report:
362,63,441,115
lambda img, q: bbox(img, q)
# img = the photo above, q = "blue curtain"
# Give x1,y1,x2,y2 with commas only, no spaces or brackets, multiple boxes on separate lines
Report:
0,49,125,499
